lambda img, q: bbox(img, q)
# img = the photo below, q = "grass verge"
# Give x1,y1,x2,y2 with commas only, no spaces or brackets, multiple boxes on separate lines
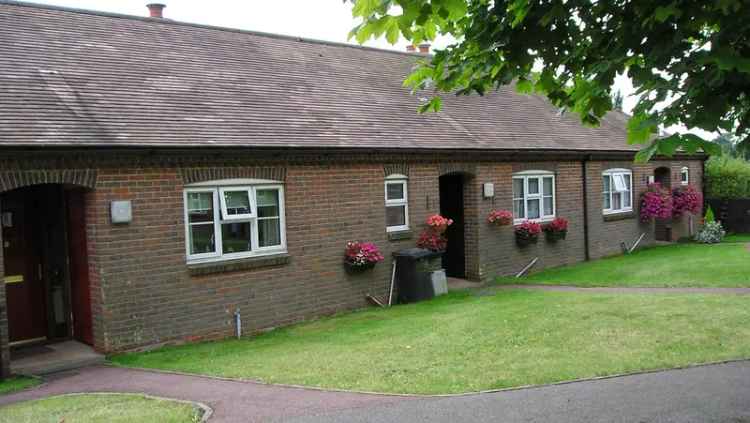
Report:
497,243,750,288
112,290,750,394
724,233,750,243
0,393,204,423
0,377,39,396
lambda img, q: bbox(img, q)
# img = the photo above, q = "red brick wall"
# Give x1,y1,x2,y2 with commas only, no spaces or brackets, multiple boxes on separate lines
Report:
0,153,705,359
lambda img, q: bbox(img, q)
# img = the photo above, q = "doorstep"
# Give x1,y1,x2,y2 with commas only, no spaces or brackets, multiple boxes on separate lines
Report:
10,340,105,376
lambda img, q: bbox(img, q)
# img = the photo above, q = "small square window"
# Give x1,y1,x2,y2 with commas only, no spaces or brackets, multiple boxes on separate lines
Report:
220,188,254,220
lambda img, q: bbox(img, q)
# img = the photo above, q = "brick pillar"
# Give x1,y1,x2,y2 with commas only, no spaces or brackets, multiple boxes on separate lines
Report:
0,196,10,378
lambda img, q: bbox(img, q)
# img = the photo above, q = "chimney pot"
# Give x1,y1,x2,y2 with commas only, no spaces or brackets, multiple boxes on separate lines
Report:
147,3,166,18
406,45,416,53
418,43,431,54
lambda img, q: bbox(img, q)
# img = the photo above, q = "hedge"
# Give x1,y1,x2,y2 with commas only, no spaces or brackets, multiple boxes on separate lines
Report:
705,156,750,199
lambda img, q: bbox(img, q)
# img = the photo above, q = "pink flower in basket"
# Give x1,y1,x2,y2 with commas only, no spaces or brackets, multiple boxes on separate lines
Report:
640,183,673,222
672,185,702,217
487,209,513,226
344,241,384,267
425,214,453,234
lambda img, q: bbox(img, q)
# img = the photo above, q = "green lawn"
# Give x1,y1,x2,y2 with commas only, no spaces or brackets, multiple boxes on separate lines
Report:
0,393,203,423
0,377,39,396
725,233,750,243
497,243,750,288
112,290,750,394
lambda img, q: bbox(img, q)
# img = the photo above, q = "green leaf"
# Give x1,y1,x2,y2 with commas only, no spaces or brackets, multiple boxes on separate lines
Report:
627,114,659,145
352,0,381,17
418,96,443,113
385,18,400,44
441,0,468,20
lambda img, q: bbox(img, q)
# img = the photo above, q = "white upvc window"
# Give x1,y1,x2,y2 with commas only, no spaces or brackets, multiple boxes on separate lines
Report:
602,169,633,214
680,166,689,185
184,179,286,263
385,174,409,232
512,171,556,223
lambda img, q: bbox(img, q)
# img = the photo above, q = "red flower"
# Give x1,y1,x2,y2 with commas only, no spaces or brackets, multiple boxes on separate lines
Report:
640,183,673,222
344,241,384,266
515,220,542,237
543,217,568,233
416,230,448,252
487,209,513,226
672,185,702,217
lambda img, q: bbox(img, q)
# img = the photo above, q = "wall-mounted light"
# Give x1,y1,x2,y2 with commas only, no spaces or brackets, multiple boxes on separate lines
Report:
483,183,495,198
111,200,132,224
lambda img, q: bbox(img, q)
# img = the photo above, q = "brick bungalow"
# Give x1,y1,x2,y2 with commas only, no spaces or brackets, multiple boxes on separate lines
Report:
0,1,704,377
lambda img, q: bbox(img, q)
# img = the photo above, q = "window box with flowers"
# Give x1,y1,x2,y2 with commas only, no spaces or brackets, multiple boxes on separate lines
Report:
344,241,385,273
543,217,568,242
515,221,542,247
487,209,513,227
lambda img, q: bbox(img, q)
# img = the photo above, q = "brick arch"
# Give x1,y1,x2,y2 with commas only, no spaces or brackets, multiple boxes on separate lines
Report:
383,163,409,178
179,166,286,185
439,163,477,178
0,169,97,193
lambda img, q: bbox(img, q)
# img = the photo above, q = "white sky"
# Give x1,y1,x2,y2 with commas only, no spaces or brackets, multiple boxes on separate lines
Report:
29,0,708,138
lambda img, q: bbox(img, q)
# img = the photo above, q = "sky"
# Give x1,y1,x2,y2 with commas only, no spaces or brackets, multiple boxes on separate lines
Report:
29,0,643,122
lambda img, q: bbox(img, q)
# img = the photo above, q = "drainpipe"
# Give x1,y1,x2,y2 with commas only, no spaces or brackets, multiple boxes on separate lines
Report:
234,308,242,339
582,155,591,261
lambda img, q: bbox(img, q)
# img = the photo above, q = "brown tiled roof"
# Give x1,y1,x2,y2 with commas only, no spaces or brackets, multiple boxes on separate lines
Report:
0,1,639,152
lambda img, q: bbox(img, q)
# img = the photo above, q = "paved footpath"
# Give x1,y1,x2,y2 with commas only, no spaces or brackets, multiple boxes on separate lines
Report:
2,361,750,422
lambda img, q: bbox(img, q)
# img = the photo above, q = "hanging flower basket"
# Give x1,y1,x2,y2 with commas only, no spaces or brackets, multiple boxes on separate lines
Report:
543,217,568,242
425,214,454,235
640,183,673,222
344,241,384,273
487,209,513,226
515,221,542,247
672,185,702,217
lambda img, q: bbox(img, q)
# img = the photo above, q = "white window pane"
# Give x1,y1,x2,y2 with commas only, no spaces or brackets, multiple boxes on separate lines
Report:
613,174,627,192
221,222,252,253
543,177,553,196
223,190,251,216
602,175,611,193
527,199,540,219
386,205,406,227
190,224,215,254
528,178,540,194
624,190,632,208
386,182,405,201
259,218,281,247
613,193,622,210
257,189,279,218
513,179,524,199
603,192,611,209
188,192,214,223
543,196,553,216
513,199,525,219
623,174,632,190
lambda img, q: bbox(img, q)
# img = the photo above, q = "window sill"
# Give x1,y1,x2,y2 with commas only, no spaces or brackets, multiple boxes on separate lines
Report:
513,218,555,226
387,230,413,241
188,253,290,276
603,211,636,222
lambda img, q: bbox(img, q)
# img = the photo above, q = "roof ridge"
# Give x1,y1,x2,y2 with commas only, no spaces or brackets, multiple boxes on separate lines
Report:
0,0,422,57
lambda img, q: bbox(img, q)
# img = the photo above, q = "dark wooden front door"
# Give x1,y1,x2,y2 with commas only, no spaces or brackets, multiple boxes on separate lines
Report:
1,191,48,344
440,174,465,278
66,189,93,345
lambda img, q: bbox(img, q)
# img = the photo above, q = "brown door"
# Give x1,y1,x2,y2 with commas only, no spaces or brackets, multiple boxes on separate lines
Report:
66,189,93,345
2,191,48,344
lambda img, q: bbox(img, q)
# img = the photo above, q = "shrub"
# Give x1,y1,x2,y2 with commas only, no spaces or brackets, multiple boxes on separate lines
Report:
694,221,726,244
704,206,716,223
672,185,703,217
640,183,673,221
705,156,750,199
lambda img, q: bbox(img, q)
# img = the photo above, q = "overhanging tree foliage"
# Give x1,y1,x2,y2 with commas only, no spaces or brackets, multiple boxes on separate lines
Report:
348,0,750,161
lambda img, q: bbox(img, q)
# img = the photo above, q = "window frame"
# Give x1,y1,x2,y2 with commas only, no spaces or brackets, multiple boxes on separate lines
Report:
218,186,255,221
680,166,689,185
602,168,633,215
184,180,286,264
384,174,409,233
512,171,556,224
